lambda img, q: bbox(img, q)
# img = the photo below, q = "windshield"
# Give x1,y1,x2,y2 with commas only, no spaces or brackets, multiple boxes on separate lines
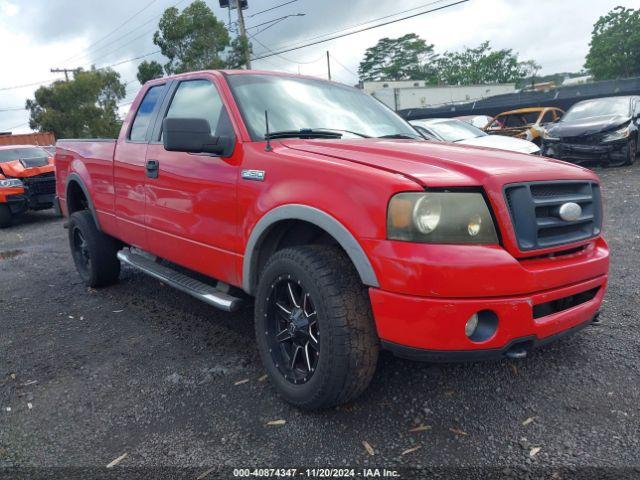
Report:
226,74,420,140
562,97,631,122
0,147,49,164
418,119,486,142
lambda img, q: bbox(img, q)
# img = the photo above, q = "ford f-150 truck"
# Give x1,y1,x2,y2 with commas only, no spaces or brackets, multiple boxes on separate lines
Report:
55,71,609,409
0,145,56,228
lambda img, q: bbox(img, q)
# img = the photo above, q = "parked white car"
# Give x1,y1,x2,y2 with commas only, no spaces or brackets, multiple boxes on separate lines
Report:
410,118,541,155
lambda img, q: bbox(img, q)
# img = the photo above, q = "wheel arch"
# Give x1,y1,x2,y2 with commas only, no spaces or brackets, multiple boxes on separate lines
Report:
65,173,101,231
242,205,379,295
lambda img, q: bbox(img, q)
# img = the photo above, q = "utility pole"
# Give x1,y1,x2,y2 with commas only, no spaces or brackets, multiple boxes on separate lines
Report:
235,1,251,70
50,68,77,82
326,51,331,80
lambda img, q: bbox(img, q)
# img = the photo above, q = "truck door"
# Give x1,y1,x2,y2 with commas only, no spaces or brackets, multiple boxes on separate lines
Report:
144,77,241,286
114,83,168,249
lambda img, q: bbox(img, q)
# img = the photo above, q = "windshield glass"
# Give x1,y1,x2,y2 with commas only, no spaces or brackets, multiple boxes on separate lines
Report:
562,97,631,122
0,147,49,163
226,74,420,140
418,119,486,142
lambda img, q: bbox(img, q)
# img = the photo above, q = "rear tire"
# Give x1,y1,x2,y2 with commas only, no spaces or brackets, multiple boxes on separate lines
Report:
68,210,121,287
255,245,379,410
0,204,12,228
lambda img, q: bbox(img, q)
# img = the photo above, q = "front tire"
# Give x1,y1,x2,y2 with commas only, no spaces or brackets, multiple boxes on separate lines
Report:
68,210,121,287
255,245,379,409
624,138,637,166
0,204,12,228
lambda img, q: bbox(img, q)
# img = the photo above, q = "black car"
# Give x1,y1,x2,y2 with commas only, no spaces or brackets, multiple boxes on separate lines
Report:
542,96,640,167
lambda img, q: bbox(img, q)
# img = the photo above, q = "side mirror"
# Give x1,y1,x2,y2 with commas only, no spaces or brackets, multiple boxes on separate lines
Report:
163,117,234,157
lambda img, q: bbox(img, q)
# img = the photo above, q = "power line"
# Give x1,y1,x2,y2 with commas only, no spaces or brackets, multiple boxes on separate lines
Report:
68,0,189,67
330,53,359,79
247,0,298,19
258,0,457,55
61,0,160,64
0,107,25,112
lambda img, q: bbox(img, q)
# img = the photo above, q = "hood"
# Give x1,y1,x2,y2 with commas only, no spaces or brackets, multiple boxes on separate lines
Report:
457,135,540,154
281,139,595,187
0,158,54,178
547,114,630,138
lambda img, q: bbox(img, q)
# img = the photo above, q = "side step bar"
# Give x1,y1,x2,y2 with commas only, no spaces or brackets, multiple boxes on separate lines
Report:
117,249,243,312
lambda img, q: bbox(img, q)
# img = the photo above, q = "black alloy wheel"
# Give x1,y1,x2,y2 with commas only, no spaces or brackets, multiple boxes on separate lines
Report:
265,276,320,384
71,226,92,280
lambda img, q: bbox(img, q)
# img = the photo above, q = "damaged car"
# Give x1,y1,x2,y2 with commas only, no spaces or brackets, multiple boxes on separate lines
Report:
0,145,56,228
542,96,640,167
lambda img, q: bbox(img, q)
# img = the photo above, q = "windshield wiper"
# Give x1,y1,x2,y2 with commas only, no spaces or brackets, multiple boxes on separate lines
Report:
265,128,370,140
378,133,421,139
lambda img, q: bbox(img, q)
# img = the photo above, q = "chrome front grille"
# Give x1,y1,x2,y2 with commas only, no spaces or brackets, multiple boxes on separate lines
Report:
504,181,602,250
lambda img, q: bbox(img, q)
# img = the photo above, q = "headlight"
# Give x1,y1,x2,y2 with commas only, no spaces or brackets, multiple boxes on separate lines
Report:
387,192,498,244
543,130,559,141
601,125,630,143
0,178,23,188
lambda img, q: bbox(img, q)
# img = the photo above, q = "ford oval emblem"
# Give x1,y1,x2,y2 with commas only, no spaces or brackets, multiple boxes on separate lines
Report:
559,202,582,222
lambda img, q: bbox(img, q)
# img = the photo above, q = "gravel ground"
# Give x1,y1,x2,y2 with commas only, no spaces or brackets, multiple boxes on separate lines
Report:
1,164,639,477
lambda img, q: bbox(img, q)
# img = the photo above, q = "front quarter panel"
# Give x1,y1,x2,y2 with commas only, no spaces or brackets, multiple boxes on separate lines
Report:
237,142,421,290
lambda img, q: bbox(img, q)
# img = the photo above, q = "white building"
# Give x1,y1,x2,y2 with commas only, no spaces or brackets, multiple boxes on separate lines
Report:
363,80,517,110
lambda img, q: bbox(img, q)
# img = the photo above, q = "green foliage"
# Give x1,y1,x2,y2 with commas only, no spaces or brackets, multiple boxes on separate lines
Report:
358,34,438,82
435,41,534,85
26,68,126,138
226,35,253,69
137,60,164,84
585,6,640,80
153,0,230,74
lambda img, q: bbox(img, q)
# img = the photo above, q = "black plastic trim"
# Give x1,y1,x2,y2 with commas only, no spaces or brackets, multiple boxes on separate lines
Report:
64,173,101,231
381,314,597,363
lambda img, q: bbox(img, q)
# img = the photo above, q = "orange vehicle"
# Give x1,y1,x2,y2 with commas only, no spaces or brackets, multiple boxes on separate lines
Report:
486,107,564,145
0,145,56,228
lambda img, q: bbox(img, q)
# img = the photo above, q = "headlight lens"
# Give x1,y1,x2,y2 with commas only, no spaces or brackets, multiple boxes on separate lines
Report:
601,125,630,143
543,130,559,141
0,178,23,188
387,192,498,244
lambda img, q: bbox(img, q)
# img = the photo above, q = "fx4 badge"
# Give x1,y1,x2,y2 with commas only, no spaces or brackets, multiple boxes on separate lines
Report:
241,169,266,181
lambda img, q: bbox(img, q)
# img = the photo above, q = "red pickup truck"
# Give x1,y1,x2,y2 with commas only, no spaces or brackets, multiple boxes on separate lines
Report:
55,71,609,409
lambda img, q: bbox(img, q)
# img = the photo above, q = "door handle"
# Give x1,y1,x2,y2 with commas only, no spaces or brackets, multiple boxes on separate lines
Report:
146,159,159,179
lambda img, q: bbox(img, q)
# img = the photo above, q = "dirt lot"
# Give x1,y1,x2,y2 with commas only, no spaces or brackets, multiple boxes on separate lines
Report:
1,165,639,476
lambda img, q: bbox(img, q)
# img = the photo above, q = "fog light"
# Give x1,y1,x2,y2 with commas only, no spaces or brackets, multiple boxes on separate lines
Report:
465,310,499,342
468,215,482,236
465,313,479,337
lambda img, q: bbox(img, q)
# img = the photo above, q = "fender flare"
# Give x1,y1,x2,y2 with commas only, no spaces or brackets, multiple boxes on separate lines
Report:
65,173,101,231
242,204,379,294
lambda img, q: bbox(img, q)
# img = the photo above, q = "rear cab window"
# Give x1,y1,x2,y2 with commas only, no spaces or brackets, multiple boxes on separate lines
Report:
129,85,166,142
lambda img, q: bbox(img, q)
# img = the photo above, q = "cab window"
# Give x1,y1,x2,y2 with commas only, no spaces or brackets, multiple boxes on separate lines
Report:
163,79,233,138
129,85,165,141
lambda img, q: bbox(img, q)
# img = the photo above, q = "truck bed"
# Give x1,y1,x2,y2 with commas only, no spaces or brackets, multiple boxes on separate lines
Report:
55,139,117,225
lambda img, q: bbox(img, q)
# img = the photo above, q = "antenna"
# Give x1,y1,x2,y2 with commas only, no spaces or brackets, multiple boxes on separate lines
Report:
264,110,273,152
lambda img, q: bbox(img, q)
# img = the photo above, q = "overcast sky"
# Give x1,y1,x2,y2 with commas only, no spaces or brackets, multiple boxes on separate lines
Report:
1,0,638,134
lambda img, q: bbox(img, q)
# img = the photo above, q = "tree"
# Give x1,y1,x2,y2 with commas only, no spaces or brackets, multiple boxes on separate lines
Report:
226,36,253,69
585,6,640,80
153,0,230,75
26,68,126,138
137,60,164,84
435,41,534,85
358,34,438,82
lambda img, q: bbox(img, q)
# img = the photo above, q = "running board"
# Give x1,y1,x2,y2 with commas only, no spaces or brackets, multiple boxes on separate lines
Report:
117,249,243,312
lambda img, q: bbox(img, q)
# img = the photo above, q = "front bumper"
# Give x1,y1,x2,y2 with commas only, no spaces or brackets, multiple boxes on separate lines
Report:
372,274,606,360
366,237,609,359
542,139,629,164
